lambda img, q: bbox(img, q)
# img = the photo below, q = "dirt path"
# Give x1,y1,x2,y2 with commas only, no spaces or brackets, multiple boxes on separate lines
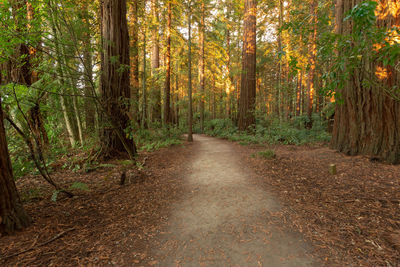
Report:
152,135,314,266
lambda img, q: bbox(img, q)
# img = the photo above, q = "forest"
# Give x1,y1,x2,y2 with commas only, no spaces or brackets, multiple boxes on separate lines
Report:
1,0,400,266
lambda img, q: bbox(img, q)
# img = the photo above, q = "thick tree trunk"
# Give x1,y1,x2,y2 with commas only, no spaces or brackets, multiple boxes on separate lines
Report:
151,0,161,123
331,0,400,163
238,0,257,131
164,1,172,125
199,1,205,132
0,97,31,235
100,0,136,158
128,1,140,126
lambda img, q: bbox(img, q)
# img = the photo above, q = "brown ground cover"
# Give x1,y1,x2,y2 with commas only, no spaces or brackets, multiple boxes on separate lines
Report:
240,142,400,266
0,142,192,266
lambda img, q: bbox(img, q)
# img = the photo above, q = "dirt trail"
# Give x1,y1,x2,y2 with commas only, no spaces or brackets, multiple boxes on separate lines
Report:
153,135,314,266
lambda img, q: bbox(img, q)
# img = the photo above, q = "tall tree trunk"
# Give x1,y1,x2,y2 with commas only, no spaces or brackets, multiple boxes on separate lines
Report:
175,59,180,126
49,10,78,147
164,0,172,125
306,0,317,128
187,2,193,142
276,0,283,121
238,0,257,131
128,1,140,126
331,0,400,163
142,27,148,129
81,0,96,131
100,0,136,159
199,0,205,133
151,0,161,123
72,93,84,145
0,96,31,235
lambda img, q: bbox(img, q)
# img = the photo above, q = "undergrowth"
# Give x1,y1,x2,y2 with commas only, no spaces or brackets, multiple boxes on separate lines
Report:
8,125,184,180
202,114,331,146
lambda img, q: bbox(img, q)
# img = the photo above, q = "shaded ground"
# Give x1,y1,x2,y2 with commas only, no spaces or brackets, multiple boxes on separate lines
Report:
241,141,400,266
1,134,399,266
0,143,191,266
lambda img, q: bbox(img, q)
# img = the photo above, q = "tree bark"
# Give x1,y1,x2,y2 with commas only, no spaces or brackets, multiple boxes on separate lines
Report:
142,26,148,129
0,96,31,235
151,0,161,123
100,0,136,158
164,0,172,125
331,0,400,163
305,0,317,128
187,2,193,142
238,0,257,131
199,0,205,133
128,1,140,126
81,0,96,131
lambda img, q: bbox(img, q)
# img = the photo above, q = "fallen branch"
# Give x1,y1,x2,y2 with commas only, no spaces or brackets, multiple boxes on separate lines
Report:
1,228,75,261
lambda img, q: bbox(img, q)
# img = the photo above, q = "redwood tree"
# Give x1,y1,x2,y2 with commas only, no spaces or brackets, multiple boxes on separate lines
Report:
0,96,31,235
151,0,161,122
331,0,400,163
164,0,172,125
100,0,136,158
238,0,257,131
128,0,140,126
198,0,205,133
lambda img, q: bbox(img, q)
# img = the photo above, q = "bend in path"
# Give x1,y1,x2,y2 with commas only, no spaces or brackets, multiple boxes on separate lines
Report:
153,135,315,266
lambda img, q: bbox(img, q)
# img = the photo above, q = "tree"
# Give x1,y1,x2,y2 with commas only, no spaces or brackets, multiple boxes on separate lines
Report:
0,96,31,235
305,0,317,127
164,0,172,125
331,0,400,163
198,0,205,132
100,0,136,159
187,0,193,142
151,0,161,122
128,0,140,126
238,0,257,131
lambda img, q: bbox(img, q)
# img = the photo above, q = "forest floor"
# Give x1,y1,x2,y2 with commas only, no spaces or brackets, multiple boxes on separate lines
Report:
0,134,399,266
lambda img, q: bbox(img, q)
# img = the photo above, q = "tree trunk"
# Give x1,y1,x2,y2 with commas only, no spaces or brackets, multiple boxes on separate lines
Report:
331,0,400,163
164,1,172,125
151,0,161,123
81,0,96,131
174,59,180,126
187,2,193,142
199,0,205,133
238,0,257,131
100,0,136,158
128,1,140,126
49,12,78,147
305,0,317,128
142,27,148,129
0,96,31,235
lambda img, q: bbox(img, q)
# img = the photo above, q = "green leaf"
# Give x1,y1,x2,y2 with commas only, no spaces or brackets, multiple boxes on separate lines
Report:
51,190,60,202
69,182,90,191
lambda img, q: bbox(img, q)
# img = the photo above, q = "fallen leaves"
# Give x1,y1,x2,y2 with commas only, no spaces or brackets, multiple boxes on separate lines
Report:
244,143,400,266
0,142,191,266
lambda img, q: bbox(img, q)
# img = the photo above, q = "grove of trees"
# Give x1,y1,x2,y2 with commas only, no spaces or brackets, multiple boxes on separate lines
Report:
1,0,399,234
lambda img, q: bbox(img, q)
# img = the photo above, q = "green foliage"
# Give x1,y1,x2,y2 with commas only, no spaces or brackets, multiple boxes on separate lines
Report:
52,182,89,202
258,149,276,159
321,0,400,100
133,127,184,152
69,182,90,191
203,117,331,146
